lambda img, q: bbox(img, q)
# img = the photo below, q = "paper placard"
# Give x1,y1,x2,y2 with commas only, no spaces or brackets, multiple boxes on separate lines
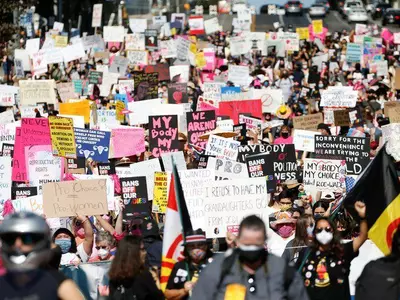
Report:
19,80,57,105
103,26,125,42
293,129,320,152
293,113,323,130
111,127,145,158
320,87,358,107
130,158,162,200
206,157,248,180
49,116,76,158
205,134,240,161
152,171,169,213
303,158,346,192
149,115,179,157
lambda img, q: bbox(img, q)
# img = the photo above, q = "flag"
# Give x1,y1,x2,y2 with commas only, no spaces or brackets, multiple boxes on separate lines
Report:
160,160,192,291
344,144,400,254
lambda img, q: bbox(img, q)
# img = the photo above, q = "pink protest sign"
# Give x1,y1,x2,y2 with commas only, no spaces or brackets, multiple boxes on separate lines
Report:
203,50,216,71
196,96,220,115
111,127,145,158
12,118,51,182
308,25,328,43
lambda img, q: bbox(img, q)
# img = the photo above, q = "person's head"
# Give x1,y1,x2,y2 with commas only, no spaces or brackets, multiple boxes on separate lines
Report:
313,201,329,218
184,229,209,264
0,212,52,271
278,189,293,210
280,125,291,139
317,123,331,136
292,207,303,220
237,215,267,265
293,215,313,246
312,217,341,252
108,235,146,282
95,231,114,261
52,228,77,254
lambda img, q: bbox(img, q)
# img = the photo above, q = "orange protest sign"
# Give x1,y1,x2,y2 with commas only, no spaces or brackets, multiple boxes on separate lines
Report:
59,100,91,123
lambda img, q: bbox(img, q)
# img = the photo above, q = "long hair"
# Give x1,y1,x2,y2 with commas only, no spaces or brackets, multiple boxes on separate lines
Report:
108,235,144,282
291,216,310,257
311,217,344,258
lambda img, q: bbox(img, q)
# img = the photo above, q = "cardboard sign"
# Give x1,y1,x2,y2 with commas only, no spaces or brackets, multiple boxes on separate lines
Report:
219,99,262,124
168,83,188,104
333,109,351,126
19,80,57,105
149,115,179,157
120,176,149,219
49,116,76,158
203,178,269,238
187,111,216,150
111,127,145,158
293,129,320,152
206,157,248,180
293,113,323,130
74,128,111,162
43,179,108,218
0,157,11,202
12,186,38,200
205,134,240,161
385,101,400,123
314,135,370,175
152,171,169,213
303,159,346,192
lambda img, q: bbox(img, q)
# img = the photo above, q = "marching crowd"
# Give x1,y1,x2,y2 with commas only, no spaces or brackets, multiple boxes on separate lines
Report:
0,3,400,300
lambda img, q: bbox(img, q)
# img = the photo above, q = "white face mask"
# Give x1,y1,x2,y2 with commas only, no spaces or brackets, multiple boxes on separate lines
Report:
98,248,110,260
316,231,333,245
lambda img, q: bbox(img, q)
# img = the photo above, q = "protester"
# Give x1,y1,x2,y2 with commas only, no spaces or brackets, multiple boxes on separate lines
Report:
88,231,114,262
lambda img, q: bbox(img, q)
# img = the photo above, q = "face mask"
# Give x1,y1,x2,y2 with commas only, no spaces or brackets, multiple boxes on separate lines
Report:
189,249,206,262
280,203,292,211
303,65,308,70
277,225,295,238
319,84,324,88
75,227,85,239
98,248,110,260
316,231,333,245
281,132,289,139
307,225,314,236
55,238,72,254
238,245,265,264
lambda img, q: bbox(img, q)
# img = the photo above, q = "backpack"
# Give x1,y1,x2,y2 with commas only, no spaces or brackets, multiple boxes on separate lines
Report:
355,256,400,300
109,284,137,300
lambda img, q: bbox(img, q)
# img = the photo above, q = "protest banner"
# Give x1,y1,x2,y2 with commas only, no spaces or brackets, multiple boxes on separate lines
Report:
206,157,249,180
120,176,149,219
49,116,76,158
97,161,116,176
149,115,179,158
152,172,169,213
168,83,188,104
110,127,145,158
11,186,38,200
12,119,52,182
303,158,346,192
26,144,64,188
130,158,162,200
19,80,57,105
219,99,262,124
92,3,103,27
127,50,148,66
59,100,91,123
187,111,216,149
13,195,43,215
43,179,108,218
293,129,320,152
346,43,362,63
293,113,324,130
203,178,269,238
205,134,240,161
228,65,249,86
314,135,370,175
74,128,110,162
0,157,11,202
333,109,351,126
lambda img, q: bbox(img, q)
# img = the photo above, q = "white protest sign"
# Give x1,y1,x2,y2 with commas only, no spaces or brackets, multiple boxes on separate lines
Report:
31,51,47,76
395,33,400,45
62,42,86,63
251,88,283,113
0,123,16,149
204,178,270,238
53,21,64,32
312,53,329,72
127,51,148,66
58,114,84,128
228,65,250,86
161,151,187,172
43,48,64,64
19,80,57,105
125,33,145,50
26,38,40,56
293,129,321,152
216,119,234,132
92,4,103,27
320,87,358,108
179,169,215,229
159,39,177,58
129,18,147,33
204,18,220,34
239,115,262,139
277,32,299,51
20,106,45,118
127,99,163,125
103,26,125,42
0,85,17,106
96,110,119,130
0,157,12,202
303,158,346,192
57,82,78,102
203,82,223,102
153,15,167,26
0,110,15,125
170,65,190,83
381,123,400,162
13,195,43,215
176,36,190,62
207,157,249,180
73,175,115,210
129,158,162,200
116,167,135,178
205,134,240,161
230,35,251,56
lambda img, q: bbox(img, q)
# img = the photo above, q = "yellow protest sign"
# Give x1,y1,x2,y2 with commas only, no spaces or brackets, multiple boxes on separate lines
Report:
296,27,310,40
312,20,323,34
59,100,91,123
152,172,169,213
49,116,77,158
195,52,207,68
189,43,197,54
55,35,68,47
115,100,125,122
171,27,177,36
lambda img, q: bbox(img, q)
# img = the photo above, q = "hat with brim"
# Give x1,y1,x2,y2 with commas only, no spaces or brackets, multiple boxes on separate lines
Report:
270,212,296,229
276,105,292,119
198,127,238,140
285,180,301,189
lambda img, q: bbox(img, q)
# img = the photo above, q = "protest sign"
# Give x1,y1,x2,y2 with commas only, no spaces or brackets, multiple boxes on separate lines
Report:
103,26,124,42
385,101,400,123
43,179,108,218
12,186,38,200
125,33,145,50
127,99,163,125
144,29,158,51
381,123,400,162
204,17,220,34
250,88,283,114
237,144,278,163
230,35,251,56
169,65,190,83
74,128,110,162
0,124,16,150
0,157,11,202
110,56,129,76
57,82,78,102
203,178,269,238
88,71,103,85
62,42,86,63
293,113,324,130
346,43,362,63
144,63,170,81
0,85,16,106
97,161,116,176
13,195,43,215
54,35,68,48
49,116,76,158
314,135,370,175
92,3,103,27
277,32,299,51
2,143,14,157
293,129,320,152
187,111,216,149
312,20,323,34
161,151,187,172
203,82,223,103
152,172,169,213
0,110,15,125
219,99,262,124
239,115,262,140
228,65,249,86
129,18,147,33
303,159,346,192
26,144,64,187
188,16,205,35
296,27,309,40
96,110,119,130
14,59,25,78
120,177,149,219
133,73,158,100
127,50,148,66
205,134,240,161
168,83,188,104
59,100,91,123
333,109,351,126
130,158,162,200
207,157,248,180
198,155,212,169
19,80,57,105
111,127,145,158
149,115,179,157
216,119,234,132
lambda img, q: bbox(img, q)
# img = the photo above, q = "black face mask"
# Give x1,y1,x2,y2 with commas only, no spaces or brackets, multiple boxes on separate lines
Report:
238,248,266,264
281,132,289,138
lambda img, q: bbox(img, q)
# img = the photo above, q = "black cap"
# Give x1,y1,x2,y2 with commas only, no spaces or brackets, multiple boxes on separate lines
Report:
317,123,331,135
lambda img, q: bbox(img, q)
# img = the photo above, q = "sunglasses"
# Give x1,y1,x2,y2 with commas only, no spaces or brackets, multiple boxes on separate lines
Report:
316,227,333,234
1,233,43,247
95,246,108,250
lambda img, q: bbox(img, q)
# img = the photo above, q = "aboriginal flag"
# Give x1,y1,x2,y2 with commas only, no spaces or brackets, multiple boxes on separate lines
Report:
344,144,400,255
